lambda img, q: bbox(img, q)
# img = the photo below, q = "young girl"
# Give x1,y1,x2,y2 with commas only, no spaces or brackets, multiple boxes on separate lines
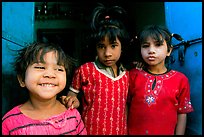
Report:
62,4,130,135
2,42,87,135
127,25,194,135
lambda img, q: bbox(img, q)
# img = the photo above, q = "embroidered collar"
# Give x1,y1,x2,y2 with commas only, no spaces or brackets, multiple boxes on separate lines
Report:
143,67,171,76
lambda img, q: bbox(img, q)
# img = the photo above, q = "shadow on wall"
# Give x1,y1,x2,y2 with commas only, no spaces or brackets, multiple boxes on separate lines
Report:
2,73,29,116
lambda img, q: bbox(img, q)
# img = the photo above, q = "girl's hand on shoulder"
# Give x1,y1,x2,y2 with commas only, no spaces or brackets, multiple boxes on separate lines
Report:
60,95,80,109
132,61,144,70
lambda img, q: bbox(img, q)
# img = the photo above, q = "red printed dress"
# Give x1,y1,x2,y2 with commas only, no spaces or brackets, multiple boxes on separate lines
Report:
128,68,194,135
70,62,129,135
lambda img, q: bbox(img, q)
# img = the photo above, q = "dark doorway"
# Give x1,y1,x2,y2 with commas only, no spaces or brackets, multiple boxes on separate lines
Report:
37,28,75,58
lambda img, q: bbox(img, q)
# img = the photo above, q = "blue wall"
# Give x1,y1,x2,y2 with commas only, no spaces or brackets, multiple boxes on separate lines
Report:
2,2,35,115
2,2,202,135
2,2,35,73
165,2,202,135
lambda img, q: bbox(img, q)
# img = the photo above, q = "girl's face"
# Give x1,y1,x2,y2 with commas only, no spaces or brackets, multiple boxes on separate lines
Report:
18,51,66,100
96,35,121,68
141,36,172,68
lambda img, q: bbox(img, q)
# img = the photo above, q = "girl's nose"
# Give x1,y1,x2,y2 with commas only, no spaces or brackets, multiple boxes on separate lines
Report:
43,69,56,78
148,46,156,54
104,47,112,57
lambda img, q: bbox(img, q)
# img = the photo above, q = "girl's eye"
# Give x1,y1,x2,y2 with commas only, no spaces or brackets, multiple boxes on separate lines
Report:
97,44,104,49
155,42,162,46
111,44,117,48
57,68,64,72
141,44,149,48
34,66,45,69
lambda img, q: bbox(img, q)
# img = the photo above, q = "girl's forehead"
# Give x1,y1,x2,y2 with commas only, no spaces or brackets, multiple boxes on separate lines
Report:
36,50,58,61
144,35,163,41
101,35,119,42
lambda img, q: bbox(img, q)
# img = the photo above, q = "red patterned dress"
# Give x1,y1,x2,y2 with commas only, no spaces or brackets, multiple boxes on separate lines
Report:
69,61,129,135
128,68,194,135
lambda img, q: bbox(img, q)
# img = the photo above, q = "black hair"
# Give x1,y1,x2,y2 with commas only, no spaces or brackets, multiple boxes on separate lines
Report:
136,25,173,68
13,42,75,83
138,25,172,51
88,3,130,64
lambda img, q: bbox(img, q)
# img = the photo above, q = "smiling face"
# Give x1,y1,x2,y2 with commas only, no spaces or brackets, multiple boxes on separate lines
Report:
96,35,121,68
141,36,172,68
18,51,66,100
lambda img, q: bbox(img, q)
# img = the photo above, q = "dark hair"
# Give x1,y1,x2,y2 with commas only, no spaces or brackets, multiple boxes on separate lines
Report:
138,25,172,51
89,3,130,62
13,42,74,82
136,25,173,67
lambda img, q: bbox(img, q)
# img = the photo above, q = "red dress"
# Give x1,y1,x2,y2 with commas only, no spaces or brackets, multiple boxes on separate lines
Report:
70,62,129,135
128,68,193,135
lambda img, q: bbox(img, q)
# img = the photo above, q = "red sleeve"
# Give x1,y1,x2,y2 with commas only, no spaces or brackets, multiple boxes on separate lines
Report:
69,66,83,94
177,73,194,114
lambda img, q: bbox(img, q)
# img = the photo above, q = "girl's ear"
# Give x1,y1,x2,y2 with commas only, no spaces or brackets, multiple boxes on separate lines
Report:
167,45,173,56
17,75,25,87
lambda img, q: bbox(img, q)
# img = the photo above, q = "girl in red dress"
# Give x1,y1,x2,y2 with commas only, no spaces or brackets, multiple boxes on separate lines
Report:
127,25,194,135
61,3,130,135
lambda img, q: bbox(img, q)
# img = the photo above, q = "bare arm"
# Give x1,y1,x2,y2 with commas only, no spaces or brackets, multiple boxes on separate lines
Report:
175,113,187,135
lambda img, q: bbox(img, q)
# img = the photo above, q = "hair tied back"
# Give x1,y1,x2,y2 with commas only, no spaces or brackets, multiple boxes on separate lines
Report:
105,15,110,19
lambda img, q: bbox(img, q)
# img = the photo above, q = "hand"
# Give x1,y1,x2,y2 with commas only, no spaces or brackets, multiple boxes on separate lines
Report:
132,61,144,70
60,95,80,109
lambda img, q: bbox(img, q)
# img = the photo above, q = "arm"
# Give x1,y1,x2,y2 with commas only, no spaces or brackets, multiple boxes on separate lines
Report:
175,113,187,135
61,91,79,109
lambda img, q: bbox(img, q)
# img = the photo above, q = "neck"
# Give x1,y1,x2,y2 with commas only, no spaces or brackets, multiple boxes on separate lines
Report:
147,66,167,75
28,98,59,110
111,64,118,77
20,98,66,120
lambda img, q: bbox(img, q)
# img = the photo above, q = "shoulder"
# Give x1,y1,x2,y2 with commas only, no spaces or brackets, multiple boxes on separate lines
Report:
170,70,189,80
65,108,82,118
168,70,190,86
2,105,23,131
2,105,22,121
129,68,142,75
78,62,94,69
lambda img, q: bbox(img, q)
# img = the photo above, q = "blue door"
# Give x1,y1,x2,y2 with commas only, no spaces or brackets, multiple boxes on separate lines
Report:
165,2,202,135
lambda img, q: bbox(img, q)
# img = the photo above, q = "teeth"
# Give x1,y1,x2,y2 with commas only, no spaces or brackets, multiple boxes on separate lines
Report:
41,84,55,87
148,57,155,60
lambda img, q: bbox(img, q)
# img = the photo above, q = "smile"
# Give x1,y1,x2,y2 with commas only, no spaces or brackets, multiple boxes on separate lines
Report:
40,84,56,87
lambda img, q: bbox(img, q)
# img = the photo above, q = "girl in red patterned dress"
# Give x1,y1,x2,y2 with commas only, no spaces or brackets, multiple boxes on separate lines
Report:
2,42,87,135
61,4,130,135
127,25,194,135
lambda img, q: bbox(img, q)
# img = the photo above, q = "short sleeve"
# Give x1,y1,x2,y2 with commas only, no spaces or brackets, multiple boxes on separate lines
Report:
69,67,82,94
177,75,194,114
